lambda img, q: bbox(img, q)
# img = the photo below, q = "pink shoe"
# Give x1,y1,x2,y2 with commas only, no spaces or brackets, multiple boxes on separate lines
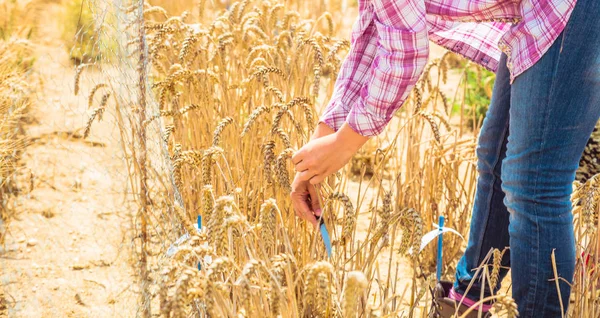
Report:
429,281,492,318
448,288,493,312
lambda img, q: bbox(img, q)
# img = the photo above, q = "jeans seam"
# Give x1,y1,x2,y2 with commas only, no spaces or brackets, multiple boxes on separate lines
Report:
475,117,510,267
546,32,566,108
523,32,563,317
523,216,541,317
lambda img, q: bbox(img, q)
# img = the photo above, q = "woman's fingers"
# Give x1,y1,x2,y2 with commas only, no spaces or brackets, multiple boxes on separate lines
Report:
292,199,317,226
309,174,327,185
294,160,309,172
290,175,318,227
308,185,322,218
291,149,305,165
296,170,319,182
292,198,318,227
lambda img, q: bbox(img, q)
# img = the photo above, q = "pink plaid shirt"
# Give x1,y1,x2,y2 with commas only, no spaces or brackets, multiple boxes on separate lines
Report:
321,0,577,136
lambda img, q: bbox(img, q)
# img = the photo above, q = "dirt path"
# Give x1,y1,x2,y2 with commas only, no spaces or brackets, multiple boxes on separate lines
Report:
0,3,137,317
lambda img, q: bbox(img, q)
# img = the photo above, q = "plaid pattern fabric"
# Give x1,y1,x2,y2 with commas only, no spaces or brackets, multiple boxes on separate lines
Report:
322,0,577,136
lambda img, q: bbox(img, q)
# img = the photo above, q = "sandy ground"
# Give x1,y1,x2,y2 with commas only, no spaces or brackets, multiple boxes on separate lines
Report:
0,3,137,317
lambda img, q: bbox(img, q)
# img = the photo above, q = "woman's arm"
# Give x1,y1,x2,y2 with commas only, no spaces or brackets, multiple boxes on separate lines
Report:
294,0,431,170
345,0,430,136
320,6,379,131
322,0,430,137
289,1,380,226
291,0,431,224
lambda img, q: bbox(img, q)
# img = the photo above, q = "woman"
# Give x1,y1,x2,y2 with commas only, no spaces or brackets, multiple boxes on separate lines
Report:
290,0,600,316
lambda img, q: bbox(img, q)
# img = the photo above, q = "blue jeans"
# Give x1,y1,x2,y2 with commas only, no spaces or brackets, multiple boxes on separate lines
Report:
453,0,600,316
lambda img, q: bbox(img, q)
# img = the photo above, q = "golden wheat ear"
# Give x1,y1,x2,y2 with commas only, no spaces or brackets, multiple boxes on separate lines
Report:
342,271,368,317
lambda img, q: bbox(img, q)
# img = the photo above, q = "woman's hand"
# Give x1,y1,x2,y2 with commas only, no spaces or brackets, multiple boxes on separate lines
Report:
290,123,335,226
292,123,369,185
290,178,322,226
290,123,369,225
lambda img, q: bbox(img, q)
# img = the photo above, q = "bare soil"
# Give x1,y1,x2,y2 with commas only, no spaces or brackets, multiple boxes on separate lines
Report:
0,3,137,317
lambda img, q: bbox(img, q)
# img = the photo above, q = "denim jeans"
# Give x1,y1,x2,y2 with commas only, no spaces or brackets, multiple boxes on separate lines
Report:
453,0,600,316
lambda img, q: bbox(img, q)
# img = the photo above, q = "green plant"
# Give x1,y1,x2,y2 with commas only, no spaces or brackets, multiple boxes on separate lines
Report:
61,0,117,64
453,63,495,130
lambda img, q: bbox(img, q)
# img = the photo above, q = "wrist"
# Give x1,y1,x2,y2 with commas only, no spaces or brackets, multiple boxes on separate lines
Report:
311,122,336,140
335,123,369,153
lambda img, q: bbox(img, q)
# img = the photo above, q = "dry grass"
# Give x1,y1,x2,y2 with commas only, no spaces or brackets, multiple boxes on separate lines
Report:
72,0,600,317
570,174,600,317
0,0,40,41
0,0,35,244
129,1,486,316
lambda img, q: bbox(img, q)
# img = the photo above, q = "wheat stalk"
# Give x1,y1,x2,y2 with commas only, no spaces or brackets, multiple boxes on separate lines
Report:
342,271,368,317
83,107,106,138
73,63,90,96
489,248,504,292
330,192,355,244
87,83,108,108
212,117,234,147
275,148,294,191
241,105,271,136
262,140,276,186
260,198,278,253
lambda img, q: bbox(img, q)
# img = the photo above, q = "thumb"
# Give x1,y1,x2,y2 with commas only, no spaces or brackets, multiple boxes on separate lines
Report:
309,184,322,218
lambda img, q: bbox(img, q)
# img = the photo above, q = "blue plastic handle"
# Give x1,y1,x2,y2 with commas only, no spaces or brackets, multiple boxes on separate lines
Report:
197,215,202,270
436,215,445,281
319,218,332,258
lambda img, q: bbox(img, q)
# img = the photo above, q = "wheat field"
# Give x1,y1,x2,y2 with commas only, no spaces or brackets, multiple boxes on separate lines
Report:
0,0,598,317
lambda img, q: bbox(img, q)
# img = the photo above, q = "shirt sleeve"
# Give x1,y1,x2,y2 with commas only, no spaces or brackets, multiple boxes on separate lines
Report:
324,0,430,137
320,0,379,132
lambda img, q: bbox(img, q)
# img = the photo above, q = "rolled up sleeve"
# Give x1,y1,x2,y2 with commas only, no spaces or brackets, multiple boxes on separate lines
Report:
320,0,379,131
347,0,430,136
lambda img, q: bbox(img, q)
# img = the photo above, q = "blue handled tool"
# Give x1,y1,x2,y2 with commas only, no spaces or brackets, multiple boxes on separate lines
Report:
313,184,332,258
197,215,202,270
318,217,332,258
436,215,445,281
